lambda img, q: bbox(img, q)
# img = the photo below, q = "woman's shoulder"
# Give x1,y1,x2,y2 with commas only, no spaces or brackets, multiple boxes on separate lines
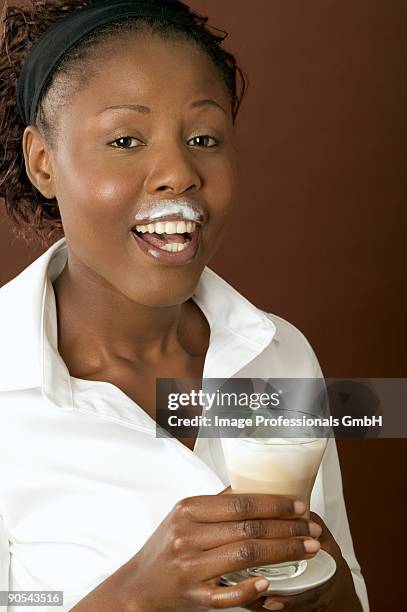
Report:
0,245,63,394
264,310,315,347
260,310,324,378
0,238,65,290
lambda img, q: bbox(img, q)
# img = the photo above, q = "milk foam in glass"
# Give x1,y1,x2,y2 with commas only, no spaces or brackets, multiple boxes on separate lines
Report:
221,436,328,580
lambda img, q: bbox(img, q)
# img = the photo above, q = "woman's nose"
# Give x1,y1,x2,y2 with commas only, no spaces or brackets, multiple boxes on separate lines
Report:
144,143,202,196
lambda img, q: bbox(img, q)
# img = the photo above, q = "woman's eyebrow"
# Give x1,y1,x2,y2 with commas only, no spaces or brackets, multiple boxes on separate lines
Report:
96,99,227,115
190,99,226,114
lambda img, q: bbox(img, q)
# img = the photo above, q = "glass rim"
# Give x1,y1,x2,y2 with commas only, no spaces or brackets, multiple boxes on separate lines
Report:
227,437,329,446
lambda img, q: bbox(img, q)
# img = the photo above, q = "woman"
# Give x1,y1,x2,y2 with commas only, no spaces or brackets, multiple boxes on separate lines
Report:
0,1,369,610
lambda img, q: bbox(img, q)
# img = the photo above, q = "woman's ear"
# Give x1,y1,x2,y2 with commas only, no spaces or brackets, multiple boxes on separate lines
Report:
22,125,56,199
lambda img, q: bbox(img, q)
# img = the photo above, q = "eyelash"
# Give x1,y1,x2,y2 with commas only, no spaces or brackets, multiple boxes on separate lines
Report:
110,135,220,149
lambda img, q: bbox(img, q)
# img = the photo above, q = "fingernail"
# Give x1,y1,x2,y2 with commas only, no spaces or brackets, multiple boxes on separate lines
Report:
263,600,284,610
304,538,321,553
293,500,306,514
308,521,322,537
255,578,270,592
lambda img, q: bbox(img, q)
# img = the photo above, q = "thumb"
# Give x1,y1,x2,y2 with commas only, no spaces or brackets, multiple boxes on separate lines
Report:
218,485,232,495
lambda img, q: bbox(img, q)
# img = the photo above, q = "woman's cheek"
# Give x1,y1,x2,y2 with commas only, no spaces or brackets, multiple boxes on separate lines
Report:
61,170,138,231
58,144,138,203
89,178,134,211
217,158,238,210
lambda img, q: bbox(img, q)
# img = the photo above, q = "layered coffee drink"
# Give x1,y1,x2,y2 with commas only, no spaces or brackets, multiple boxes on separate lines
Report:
222,437,328,521
221,436,328,581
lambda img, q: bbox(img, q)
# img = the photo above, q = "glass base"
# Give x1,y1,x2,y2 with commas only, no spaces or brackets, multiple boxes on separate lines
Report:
223,559,307,583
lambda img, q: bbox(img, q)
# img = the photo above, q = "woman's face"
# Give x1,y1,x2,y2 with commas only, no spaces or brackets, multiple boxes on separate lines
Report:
47,33,237,306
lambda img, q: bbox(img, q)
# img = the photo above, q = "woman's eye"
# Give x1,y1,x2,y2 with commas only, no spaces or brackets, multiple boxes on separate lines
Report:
110,136,143,149
188,135,219,148
110,134,220,149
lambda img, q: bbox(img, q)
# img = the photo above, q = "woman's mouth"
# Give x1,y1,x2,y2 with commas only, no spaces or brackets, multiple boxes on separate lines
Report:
131,219,200,264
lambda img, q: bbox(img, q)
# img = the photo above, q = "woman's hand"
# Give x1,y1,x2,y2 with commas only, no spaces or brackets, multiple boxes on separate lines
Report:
255,511,363,612
70,492,322,611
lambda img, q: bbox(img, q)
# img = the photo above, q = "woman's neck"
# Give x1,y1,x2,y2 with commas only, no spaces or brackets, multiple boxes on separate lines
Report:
52,257,209,376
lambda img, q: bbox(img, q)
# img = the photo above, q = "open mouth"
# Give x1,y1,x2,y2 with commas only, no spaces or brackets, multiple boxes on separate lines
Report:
131,219,198,253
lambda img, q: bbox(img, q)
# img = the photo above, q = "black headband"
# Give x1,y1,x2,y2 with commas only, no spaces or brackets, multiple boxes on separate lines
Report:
16,0,195,126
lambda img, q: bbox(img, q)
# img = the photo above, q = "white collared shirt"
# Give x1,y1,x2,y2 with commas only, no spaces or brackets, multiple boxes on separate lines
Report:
0,238,369,611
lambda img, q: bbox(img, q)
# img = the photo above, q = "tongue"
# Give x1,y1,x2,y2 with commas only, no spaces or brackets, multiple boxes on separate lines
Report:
137,232,187,247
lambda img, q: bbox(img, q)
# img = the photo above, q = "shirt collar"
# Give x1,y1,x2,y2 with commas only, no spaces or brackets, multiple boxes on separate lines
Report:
0,237,277,409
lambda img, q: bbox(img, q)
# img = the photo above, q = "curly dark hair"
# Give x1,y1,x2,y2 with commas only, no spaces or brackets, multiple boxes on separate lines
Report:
0,0,248,247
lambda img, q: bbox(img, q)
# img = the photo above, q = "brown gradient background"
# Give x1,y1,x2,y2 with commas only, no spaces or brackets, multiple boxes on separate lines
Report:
1,1,406,610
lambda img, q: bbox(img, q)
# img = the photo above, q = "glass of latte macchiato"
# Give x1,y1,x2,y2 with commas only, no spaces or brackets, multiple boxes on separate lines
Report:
221,435,328,581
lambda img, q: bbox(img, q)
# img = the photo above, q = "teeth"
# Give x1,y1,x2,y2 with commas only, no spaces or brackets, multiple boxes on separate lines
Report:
164,221,177,234
176,220,187,233
160,241,190,252
135,220,196,234
155,222,166,234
